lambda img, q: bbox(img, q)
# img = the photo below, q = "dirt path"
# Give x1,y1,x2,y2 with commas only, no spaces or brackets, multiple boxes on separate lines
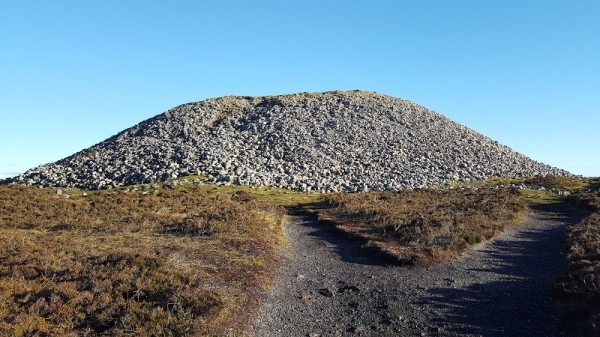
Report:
252,204,583,337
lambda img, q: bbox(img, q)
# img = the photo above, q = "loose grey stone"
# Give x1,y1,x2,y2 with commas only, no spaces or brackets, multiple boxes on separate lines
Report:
319,288,336,297
8,91,570,190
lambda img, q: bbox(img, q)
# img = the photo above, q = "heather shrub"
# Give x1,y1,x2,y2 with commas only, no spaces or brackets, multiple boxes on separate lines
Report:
321,189,526,265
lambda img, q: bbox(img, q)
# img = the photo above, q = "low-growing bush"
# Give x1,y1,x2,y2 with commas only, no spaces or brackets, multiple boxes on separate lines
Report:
556,189,600,333
567,190,600,211
320,189,526,265
0,184,286,336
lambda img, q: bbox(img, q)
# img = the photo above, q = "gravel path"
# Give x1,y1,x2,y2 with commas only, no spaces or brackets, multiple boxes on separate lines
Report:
253,204,582,336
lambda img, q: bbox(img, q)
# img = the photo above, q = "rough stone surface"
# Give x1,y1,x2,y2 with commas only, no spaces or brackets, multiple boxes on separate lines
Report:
252,205,584,336
9,91,569,191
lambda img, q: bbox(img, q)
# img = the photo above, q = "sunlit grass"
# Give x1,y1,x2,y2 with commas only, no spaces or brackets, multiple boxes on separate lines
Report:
0,183,288,336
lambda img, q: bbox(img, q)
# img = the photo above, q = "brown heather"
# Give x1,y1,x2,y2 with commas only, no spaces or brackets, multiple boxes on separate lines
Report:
1,176,587,335
556,189,600,333
0,184,285,336
319,188,527,265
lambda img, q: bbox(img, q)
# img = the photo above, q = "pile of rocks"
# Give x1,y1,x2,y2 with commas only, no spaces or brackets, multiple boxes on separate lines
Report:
9,91,569,191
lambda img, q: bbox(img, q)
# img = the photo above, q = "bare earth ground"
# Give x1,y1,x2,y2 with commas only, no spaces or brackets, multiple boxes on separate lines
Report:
253,204,584,336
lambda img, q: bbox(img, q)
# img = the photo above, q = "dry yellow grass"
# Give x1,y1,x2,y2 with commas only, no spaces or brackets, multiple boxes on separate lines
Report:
524,175,587,191
319,189,526,265
0,184,287,336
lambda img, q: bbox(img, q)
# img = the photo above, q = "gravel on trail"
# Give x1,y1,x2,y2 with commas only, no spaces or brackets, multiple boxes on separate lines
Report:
252,204,584,337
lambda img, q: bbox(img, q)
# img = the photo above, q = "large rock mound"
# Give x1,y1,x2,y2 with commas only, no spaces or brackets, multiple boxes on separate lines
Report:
11,91,569,191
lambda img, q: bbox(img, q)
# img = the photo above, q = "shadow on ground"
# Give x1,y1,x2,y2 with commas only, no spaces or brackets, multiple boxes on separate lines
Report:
291,209,393,266
423,202,585,336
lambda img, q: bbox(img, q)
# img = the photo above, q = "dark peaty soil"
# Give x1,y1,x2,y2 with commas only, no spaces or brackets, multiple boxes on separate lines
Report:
253,204,584,336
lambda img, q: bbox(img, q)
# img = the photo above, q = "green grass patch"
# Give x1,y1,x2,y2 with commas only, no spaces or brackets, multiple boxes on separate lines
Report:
524,175,587,191
444,176,524,188
444,175,592,192
519,189,560,204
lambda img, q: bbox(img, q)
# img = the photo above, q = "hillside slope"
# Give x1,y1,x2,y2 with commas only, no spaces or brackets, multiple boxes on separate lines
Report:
11,91,568,191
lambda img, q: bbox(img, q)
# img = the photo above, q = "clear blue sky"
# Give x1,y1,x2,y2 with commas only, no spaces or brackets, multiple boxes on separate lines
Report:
1,1,598,178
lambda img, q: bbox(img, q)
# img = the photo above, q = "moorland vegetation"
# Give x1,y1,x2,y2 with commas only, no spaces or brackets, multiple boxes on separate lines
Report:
555,180,600,334
0,175,598,335
319,188,526,265
0,184,290,336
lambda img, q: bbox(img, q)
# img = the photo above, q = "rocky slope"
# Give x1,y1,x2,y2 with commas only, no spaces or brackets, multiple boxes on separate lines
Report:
10,91,568,191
